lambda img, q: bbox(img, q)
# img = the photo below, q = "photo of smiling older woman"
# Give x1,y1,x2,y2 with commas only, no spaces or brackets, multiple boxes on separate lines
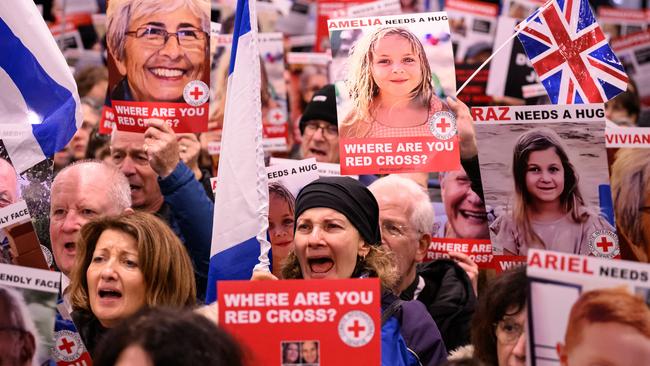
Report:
106,0,211,132
328,13,463,175
474,105,616,257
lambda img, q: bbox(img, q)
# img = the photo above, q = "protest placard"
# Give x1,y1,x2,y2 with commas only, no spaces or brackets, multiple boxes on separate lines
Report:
597,6,648,40
526,250,650,366
0,201,48,269
0,263,61,365
287,52,331,135
219,278,381,365
329,12,459,175
606,127,650,263
106,0,211,133
270,157,359,179
473,105,617,259
315,0,374,52
445,0,497,63
208,33,289,154
345,0,401,18
611,30,650,111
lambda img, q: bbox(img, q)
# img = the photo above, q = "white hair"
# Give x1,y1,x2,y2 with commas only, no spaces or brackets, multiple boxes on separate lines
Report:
369,175,434,234
0,286,41,366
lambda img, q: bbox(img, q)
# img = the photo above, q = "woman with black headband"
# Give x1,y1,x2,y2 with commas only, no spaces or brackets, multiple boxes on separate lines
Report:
281,176,447,366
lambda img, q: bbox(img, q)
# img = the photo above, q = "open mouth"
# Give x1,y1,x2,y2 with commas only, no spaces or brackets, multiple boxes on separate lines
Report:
149,67,186,80
63,242,76,252
129,183,142,193
308,147,327,157
459,209,487,222
98,288,122,299
308,256,334,275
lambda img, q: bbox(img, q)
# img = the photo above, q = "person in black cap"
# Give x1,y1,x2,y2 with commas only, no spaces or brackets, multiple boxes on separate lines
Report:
298,84,340,164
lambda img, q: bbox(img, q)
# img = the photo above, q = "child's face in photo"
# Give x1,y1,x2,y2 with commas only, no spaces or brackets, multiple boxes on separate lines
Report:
371,35,422,100
524,148,565,205
560,322,650,366
269,194,295,261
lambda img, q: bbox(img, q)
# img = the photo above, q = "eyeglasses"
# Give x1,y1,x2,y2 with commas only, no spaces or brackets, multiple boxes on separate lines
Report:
126,25,207,49
303,121,338,138
494,319,524,344
380,220,412,238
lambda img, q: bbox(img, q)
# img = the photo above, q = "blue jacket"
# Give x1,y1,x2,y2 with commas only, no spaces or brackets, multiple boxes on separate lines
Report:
157,161,213,302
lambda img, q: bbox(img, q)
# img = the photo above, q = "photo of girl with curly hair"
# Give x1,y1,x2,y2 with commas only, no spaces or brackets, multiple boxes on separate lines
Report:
340,27,452,139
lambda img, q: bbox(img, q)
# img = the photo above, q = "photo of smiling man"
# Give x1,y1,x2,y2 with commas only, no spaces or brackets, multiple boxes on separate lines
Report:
106,0,211,133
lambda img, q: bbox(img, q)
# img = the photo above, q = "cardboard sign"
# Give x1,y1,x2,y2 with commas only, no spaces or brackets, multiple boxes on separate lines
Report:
611,30,650,110
106,0,211,133
474,105,617,259
526,250,650,366
0,263,61,365
329,12,459,175
219,278,381,366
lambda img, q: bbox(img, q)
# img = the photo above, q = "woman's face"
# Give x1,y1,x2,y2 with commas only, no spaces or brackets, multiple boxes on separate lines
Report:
524,148,565,205
87,229,146,328
269,194,295,263
294,207,369,280
284,343,299,362
302,341,319,363
496,309,527,366
441,167,489,239
371,34,422,100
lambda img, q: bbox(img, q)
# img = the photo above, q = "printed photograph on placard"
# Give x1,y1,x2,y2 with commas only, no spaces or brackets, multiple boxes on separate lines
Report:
106,0,211,133
474,105,617,258
611,30,650,113
526,250,650,366
445,0,498,63
329,12,460,175
606,127,650,262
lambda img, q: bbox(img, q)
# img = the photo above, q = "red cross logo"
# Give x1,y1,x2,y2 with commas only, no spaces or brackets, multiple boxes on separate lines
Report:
347,319,366,338
58,337,75,354
526,5,606,103
437,117,451,133
596,236,613,253
272,111,283,122
189,86,204,101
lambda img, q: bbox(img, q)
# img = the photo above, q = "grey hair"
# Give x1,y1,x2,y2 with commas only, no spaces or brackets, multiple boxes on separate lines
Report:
610,148,650,244
369,175,434,234
0,157,20,201
107,0,210,61
0,286,41,366
55,160,132,211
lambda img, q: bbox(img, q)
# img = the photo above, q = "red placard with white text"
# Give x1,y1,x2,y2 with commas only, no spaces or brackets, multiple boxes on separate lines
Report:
106,0,211,133
329,13,459,175
218,278,381,366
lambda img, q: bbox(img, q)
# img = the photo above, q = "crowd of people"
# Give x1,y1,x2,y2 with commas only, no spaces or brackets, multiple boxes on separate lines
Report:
1,0,649,365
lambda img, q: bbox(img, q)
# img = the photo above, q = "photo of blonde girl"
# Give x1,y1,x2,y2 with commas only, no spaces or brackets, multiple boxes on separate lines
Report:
490,127,615,256
340,27,452,139
268,182,296,278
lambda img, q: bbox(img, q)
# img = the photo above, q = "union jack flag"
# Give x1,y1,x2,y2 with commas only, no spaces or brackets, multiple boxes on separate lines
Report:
517,0,629,104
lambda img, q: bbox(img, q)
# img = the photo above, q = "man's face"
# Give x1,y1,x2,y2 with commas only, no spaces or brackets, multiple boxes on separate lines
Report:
300,120,339,163
441,167,489,239
0,160,18,208
110,131,163,212
560,322,650,366
374,187,425,287
50,167,123,275
0,297,34,366
116,8,206,102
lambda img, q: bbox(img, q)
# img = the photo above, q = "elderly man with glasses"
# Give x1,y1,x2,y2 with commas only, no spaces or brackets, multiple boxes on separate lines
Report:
106,0,209,102
0,286,40,366
298,85,340,163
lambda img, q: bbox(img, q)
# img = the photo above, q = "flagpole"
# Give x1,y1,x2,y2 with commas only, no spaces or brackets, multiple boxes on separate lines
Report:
455,0,554,96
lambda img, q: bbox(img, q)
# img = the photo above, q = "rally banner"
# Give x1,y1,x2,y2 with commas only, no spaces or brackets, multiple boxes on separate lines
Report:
219,278,381,365
0,139,54,269
209,33,289,153
597,6,647,40
0,263,61,366
329,12,459,175
526,250,650,366
106,0,211,133
315,0,374,52
611,30,650,111
473,105,618,259
286,52,331,138
606,127,650,263
486,16,539,101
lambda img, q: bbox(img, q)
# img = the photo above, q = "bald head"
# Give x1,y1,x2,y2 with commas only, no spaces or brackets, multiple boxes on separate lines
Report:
50,161,132,275
0,158,19,208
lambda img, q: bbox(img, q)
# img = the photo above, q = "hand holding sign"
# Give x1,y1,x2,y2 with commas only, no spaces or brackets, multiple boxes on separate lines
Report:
448,251,479,296
177,133,201,179
144,118,180,178
447,97,477,160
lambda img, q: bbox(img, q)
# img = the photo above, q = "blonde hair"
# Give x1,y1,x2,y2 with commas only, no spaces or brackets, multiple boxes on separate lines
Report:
610,148,650,245
69,212,196,313
281,245,400,291
341,27,433,138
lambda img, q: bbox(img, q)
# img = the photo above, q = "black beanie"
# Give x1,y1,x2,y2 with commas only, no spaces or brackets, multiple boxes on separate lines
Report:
299,84,338,135
294,176,381,246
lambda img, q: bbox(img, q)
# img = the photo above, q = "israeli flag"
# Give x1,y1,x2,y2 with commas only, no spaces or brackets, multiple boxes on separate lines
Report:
206,0,270,303
0,1,81,173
